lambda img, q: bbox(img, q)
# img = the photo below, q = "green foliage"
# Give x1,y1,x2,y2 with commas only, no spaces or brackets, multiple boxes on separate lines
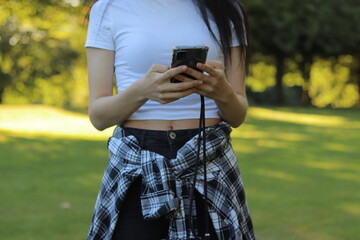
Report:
0,0,87,106
0,0,359,108
310,56,359,108
247,54,359,107
242,0,360,107
244,0,360,56
247,54,276,92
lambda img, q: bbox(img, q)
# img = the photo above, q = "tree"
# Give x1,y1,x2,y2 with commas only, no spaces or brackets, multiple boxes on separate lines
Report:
244,0,301,105
0,0,81,104
243,0,360,106
295,0,360,105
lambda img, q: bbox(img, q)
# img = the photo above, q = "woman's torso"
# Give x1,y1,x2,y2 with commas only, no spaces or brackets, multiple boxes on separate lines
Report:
87,0,237,129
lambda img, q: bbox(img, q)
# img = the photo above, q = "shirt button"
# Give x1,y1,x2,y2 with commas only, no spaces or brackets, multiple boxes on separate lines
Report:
169,132,177,140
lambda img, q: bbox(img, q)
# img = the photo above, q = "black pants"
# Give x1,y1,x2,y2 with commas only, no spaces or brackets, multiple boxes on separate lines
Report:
112,127,218,240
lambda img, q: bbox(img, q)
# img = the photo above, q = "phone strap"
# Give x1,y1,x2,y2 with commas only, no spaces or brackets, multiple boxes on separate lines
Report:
189,95,211,240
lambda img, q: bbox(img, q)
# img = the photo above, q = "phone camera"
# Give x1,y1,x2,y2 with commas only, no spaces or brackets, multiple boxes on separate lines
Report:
176,51,187,61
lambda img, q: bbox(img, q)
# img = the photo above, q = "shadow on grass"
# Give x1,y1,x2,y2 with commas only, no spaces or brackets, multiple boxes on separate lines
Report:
0,132,109,240
231,108,360,240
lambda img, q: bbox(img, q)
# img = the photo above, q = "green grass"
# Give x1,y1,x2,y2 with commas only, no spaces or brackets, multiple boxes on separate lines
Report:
0,105,359,240
236,107,360,240
0,136,107,239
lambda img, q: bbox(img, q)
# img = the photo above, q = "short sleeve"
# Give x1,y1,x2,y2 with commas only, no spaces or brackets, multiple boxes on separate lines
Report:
230,22,241,47
85,1,115,51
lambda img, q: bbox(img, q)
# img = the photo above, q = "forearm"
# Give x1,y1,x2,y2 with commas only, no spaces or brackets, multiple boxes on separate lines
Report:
89,81,147,131
215,89,248,128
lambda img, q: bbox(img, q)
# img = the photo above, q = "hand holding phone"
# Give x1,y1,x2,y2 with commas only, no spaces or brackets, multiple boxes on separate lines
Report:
171,45,209,83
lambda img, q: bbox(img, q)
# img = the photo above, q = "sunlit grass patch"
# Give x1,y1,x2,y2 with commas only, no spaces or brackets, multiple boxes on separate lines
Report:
247,107,360,128
0,105,114,140
340,203,360,217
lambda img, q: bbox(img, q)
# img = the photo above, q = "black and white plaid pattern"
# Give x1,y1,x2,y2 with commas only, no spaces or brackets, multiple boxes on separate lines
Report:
86,122,255,240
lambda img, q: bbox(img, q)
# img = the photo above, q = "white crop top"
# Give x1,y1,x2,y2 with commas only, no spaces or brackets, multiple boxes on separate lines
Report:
85,0,244,120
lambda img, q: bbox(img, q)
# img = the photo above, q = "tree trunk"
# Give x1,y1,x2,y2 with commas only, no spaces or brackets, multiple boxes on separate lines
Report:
299,54,313,106
0,73,12,104
0,81,5,104
356,65,360,108
350,55,360,108
0,90,3,104
273,53,284,105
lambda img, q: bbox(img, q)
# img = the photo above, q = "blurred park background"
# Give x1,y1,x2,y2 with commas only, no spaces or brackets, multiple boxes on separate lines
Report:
0,0,359,239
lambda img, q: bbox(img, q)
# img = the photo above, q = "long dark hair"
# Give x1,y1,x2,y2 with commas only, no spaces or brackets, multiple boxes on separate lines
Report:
86,0,249,68
194,0,249,67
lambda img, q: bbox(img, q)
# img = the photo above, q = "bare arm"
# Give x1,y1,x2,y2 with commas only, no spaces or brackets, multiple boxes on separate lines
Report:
178,47,248,128
87,48,203,131
215,47,248,128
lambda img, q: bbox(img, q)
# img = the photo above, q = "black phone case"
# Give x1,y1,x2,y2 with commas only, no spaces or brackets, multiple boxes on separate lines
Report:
171,46,209,83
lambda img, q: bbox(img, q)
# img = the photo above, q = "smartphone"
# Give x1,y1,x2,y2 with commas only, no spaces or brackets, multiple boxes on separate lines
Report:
170,45,209,83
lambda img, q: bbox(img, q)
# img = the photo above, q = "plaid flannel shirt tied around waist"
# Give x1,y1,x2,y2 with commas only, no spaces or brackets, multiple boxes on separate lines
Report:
87,122,255,240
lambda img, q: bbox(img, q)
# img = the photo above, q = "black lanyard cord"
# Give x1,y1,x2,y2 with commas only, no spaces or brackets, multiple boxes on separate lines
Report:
189,95,211,240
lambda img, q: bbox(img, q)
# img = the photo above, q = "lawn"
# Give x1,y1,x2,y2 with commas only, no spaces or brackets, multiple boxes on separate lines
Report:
0,105,359,240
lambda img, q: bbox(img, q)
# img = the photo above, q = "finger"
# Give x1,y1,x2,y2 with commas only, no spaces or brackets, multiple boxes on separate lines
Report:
196,63,220,77
162,65,187,79
150,64,170,73
160,80,203,93
173,73,196,82
194,83,213,96
184,67,210,81
205,60,225,70
192,87,208,98
158,88,198,102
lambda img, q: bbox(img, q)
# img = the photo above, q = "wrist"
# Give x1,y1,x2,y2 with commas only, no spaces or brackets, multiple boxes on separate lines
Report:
131,78,150,103
216,85,237,104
